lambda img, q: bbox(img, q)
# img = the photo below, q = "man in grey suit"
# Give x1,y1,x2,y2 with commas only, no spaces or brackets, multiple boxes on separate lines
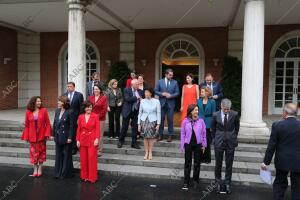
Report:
86,72,105,98
211,98,240,194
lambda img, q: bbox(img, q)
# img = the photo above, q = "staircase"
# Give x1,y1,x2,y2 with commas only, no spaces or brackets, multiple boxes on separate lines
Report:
0,123,273,187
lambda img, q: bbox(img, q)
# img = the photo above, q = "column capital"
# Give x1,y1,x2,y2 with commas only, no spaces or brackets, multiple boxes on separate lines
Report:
67,0,92,7
244,0,264,3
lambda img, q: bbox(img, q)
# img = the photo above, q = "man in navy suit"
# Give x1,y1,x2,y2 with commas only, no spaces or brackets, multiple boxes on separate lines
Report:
262,103,300,200
118,79,143,149
155,68,179,142
199,73,223,110
86,72,105,99
63,82,84,154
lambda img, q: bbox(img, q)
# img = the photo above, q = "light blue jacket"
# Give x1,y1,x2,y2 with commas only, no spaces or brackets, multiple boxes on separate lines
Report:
138,98,161,125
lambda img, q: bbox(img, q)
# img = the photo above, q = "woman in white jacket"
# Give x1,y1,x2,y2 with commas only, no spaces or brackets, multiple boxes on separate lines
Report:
138,88,161,160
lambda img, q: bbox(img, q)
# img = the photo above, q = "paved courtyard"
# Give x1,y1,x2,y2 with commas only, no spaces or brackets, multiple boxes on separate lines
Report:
0,166,291,200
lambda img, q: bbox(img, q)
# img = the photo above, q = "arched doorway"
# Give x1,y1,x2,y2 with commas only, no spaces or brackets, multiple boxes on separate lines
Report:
58,40,100,94
269,33,300,114
155,34,205,113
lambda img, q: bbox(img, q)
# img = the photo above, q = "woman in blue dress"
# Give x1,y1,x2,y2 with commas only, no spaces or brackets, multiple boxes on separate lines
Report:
197,86,216,163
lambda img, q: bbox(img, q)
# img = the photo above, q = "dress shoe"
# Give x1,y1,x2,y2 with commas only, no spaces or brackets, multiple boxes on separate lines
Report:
225,184,231,194
144,153,148,160
131,144,141,149
157,135,163,142
216,183,221,193
148,153,153,160
182,183,188,190
117,141,123,148
36,173,42,178
192,181,199,190
167,136,172,142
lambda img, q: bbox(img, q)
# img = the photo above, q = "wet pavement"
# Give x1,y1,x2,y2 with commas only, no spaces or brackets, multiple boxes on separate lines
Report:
0,166,291,200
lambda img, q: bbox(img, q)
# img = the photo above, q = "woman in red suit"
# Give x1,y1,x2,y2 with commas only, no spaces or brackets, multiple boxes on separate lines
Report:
21,96,52,177
76,100,100,183
88,85,108,157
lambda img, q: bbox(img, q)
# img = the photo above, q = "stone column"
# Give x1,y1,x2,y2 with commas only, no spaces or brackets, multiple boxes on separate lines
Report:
240,0,269,135
67,0,89,97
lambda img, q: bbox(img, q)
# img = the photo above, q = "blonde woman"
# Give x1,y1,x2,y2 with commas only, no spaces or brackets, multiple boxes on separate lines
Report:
106,79,123,139
197,86,216,164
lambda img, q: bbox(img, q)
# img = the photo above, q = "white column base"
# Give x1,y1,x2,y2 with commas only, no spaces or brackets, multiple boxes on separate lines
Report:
239,121,270,136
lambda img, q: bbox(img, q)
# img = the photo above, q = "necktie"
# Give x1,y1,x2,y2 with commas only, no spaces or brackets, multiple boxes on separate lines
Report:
224,113,228,131
167,80,170,89
92,81,94,95
69,92,73,103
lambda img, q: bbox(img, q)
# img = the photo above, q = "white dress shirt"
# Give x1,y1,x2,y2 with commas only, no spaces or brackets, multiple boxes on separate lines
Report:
221,110,229,124
68,91,74,103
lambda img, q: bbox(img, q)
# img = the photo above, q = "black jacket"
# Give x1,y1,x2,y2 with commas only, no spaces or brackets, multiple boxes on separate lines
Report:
211,110,240,149
53,108,75,145
63,91,84,118
122,87,143,118
264,117,300,172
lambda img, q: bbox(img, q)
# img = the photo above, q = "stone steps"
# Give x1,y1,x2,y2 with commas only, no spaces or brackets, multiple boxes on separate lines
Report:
0,156,272,187
0,138,267,163
0,127,269,144
0,129,273,186
0,146,274,176
0,130,270,144
0,133,268,152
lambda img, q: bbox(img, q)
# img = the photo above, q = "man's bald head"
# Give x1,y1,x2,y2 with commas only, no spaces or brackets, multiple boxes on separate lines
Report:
283,103,298,117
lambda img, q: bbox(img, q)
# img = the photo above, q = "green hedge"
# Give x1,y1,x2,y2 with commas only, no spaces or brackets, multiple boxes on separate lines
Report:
107,61,131,89
221,56,242,113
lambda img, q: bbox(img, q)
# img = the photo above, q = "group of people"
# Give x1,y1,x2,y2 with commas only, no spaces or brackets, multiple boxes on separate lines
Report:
19,68,300,200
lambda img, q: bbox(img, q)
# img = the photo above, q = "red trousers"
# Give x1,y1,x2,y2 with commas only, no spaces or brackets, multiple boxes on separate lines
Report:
29,141,46,165
79,146,98,182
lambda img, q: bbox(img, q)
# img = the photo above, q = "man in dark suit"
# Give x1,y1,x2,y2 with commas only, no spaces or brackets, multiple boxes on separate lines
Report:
200,73,223,110
262,103,300,200
211,98,240,194
118,79,142,149
154,68,179,142
63,82,84,154
86,72,105,98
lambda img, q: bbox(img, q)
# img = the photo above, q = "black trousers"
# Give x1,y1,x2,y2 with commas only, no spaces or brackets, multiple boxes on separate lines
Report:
72,116,79,152
184,143,202,184
108,106,121,138
214,142,235,185
54,143,74,178
119,110,138,145
273,168,300,200
201,129,212,163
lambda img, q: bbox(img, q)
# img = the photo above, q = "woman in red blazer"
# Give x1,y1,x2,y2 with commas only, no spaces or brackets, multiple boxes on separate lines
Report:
88,85,107,157
21,96,52,177
76,100,100,183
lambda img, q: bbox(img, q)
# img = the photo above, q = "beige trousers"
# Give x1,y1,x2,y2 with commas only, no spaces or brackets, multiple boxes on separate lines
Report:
99,120,105,153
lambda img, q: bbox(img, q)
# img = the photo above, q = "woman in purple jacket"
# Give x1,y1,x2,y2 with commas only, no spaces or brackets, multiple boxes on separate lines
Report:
180,104,207,190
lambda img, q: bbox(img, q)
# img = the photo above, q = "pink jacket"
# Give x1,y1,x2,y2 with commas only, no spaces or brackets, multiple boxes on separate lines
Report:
180,117,207,152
